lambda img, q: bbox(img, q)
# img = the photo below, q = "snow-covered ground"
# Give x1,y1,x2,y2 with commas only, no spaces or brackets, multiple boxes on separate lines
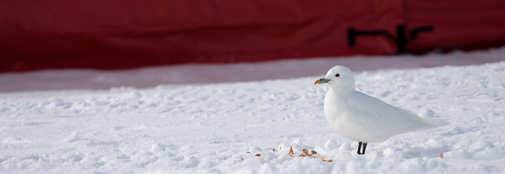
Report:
2,48,505,93
1,49,505,173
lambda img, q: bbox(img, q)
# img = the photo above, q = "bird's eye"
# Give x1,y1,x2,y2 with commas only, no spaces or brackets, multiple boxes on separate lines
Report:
335,73,340,77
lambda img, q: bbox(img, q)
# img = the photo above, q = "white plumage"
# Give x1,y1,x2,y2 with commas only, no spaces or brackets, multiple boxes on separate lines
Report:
315,65,447,155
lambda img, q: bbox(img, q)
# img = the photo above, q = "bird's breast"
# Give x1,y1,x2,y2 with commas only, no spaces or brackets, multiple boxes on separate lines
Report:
323,90,348,125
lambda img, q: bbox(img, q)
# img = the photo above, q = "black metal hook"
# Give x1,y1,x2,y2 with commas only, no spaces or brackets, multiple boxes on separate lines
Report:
347,25,434,54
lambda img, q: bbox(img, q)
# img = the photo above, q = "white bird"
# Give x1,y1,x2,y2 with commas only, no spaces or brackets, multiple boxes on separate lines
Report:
314,65,447,155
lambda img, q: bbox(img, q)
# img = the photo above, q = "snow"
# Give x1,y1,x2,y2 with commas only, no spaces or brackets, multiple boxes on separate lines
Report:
2,48,505,93
1,49,505,173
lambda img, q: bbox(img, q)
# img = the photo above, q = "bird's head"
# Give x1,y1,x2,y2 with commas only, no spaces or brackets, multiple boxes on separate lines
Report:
314,65,355,92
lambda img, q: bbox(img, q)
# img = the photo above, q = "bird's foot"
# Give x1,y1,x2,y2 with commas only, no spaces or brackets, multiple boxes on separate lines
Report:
356,142,367,155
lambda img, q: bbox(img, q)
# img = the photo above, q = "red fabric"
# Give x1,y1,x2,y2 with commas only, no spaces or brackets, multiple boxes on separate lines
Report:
406,0,505,52
0,0,401,72
1,0,504,73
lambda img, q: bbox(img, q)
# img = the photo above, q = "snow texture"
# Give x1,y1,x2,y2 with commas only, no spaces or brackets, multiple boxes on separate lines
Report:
1,47,505,93
1,53,505,173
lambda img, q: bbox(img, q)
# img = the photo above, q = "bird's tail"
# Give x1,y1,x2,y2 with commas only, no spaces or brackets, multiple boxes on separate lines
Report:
393,117,448,135
400,107,449,129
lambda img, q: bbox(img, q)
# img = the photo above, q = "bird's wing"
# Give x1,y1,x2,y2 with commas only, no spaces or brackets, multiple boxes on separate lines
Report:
345,91,435,137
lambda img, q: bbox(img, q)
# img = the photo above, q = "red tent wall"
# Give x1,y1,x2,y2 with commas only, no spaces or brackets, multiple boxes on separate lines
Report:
1,0,504,73
406,0,505,52
0,0,402,72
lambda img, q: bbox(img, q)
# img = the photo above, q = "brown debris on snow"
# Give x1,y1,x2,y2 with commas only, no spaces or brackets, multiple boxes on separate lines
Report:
320,156,332,162
255,154,261,157
284,146,322,159
439,154,444,159
299,149,309,157
280,146,327,161
286,146,294,157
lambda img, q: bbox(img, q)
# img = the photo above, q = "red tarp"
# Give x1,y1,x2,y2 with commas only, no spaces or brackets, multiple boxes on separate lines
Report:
1,0,504,72
406,0,505,53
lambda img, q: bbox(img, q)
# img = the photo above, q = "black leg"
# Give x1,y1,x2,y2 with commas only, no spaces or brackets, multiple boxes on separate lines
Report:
357,142,362,155
362,143,368,155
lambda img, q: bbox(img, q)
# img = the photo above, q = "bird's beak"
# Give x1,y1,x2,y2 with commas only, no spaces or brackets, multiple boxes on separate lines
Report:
314,78,331,85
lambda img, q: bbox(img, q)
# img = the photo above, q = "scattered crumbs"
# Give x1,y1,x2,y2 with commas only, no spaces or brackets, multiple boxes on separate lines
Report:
255,154,261,157
214,141,216,143
286,146,295,157
247,151,251,154
286,146,294,157
273,148,275,151
311,150,317,155
280,147,282,150
52,152,54,154
241,158,244,160
299,149,309,157
321,156,332,162
191,156,195,159
439,154,444,159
